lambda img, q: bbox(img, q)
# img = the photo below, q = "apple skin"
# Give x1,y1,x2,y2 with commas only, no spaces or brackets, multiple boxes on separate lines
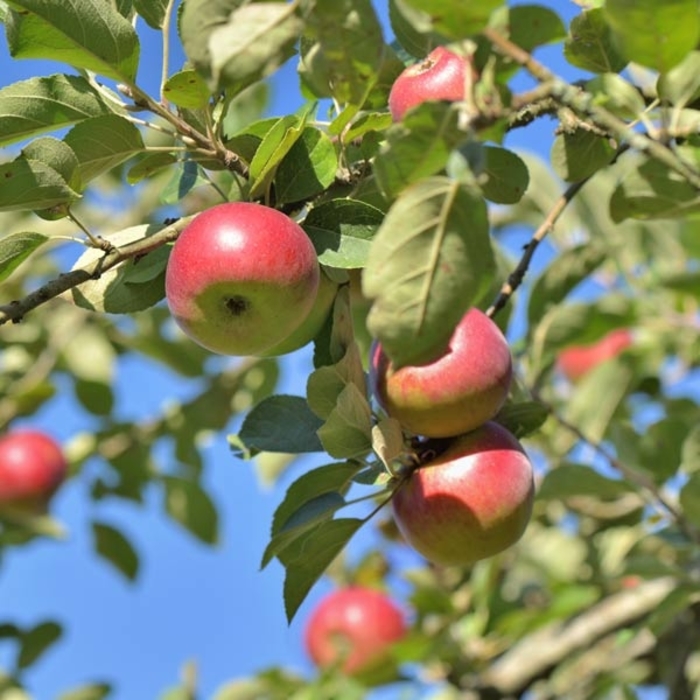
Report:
557,328,633,381
304,586,407,678
0,430,68,512
388,46,473,122
256,268,337,357
369,308,512,439
392,422,534,567
165,202,320,356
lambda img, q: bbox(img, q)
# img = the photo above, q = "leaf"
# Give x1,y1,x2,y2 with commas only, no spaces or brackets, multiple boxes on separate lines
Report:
657,51,700,108
0,74,119,147
0,157,80,212
317,383,374,459
162,69,211,109
537,463,633,501
604,0,699,73
564,8,627,74
162,476,219,544
274,127,338,205
283,517,364,622
551,129,615,182
680,472,700,528
133,0,168,29
17,621,62,670
400,0,501,38
126,152,177,184
160,159,210,204
70,224,169,314
64,114,145,183
58,683,112,700
681,425,700,473
480,146,529,204
0,232,49,282
388,0,445,58
374,102,468,199
507,4,566,51
586,73,646,119
5,0,140,82
231,395,324,457
92,521,139,581
371,417,405,471
364,176,494,368
303,199,384,268
495,401,549,440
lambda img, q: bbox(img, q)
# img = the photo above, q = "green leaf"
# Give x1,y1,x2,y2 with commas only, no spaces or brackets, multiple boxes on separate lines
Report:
658,51,700,108
586,73,646,119
0,157,80,212
58,683,112,700
400,0,501,38
317,383,374,459
537,463,634,501
64,114,145,183
274,127,338,205
23,135,82,195
231,395,324,457
160,159,210,204
17,621,62,670
480,146,529,204
74,379,115,416
364,176,494,367
5,0,140,82
162,476,219,544
604,0,699,73
495,401,549,440
551,129,615,182
681,425,700,473
564,8,627,74
507,4,566,52
133,0,168,29
70,224,169,314
299,0,385,106
374,102,468,199
92,521,139,581
0,74,120,147
680,472,700,527
162,69,211,109
388,0,446,58
0,231,48,282
283,517,364,622
126,152,177,184
303,199,384,268
527,240,607,326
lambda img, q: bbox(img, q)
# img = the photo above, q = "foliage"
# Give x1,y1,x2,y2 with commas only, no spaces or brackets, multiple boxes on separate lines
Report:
1,0,700,698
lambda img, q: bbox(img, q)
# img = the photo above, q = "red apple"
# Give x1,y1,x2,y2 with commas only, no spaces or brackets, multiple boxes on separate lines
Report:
557,328,633,381
0,430,68,512
165,202,320,356
370,308,512,438
388,46,473,122
304,586,407,677
256,268,337,357
392,422,534,567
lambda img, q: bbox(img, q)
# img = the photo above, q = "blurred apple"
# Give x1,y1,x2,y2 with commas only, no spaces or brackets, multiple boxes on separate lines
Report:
369,308,512,438
392,422,534,567
557,328,633,381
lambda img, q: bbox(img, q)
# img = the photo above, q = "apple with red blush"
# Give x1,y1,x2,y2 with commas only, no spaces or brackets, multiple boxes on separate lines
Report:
557,328,633,381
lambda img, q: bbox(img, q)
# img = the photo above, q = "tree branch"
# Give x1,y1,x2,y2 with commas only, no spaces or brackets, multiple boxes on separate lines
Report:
0,217,192,325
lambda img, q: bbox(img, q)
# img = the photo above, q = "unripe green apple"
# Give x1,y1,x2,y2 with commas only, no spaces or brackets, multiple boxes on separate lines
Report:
392,422,534,567
369,308,512,438
0,430,68,513
304,586,407,678
557,328,633,381
165,202,319,356
388,46,474,122
256,268,338,357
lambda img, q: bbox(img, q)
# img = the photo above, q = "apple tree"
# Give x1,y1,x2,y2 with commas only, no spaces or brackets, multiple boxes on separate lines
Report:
1,0,700,698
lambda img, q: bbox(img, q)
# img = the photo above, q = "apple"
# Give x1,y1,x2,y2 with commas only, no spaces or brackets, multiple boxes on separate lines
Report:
0,430,68,512
388,46,474,122
165,202,320,356
304,586,407,678
557,328,633,381
369,308,512,439
392,421,534,567
256,268,337,357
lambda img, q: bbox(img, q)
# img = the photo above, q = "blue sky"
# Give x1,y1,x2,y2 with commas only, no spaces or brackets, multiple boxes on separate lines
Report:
0,2,633,699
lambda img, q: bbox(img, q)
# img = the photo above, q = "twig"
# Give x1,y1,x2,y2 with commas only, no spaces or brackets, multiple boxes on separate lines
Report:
0,217,192,325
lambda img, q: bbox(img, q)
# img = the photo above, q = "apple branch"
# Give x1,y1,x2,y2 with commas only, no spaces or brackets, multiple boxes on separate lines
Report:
0,217,193,326
482,28,700,190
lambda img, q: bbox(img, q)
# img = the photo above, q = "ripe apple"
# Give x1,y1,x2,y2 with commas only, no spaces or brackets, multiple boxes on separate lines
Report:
557,328,633,381
165,202,320,356
369,308,512,439
388,46,474,122
304,586,407,678
0,430,68,513
256,268,337,357
392,421,534,567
